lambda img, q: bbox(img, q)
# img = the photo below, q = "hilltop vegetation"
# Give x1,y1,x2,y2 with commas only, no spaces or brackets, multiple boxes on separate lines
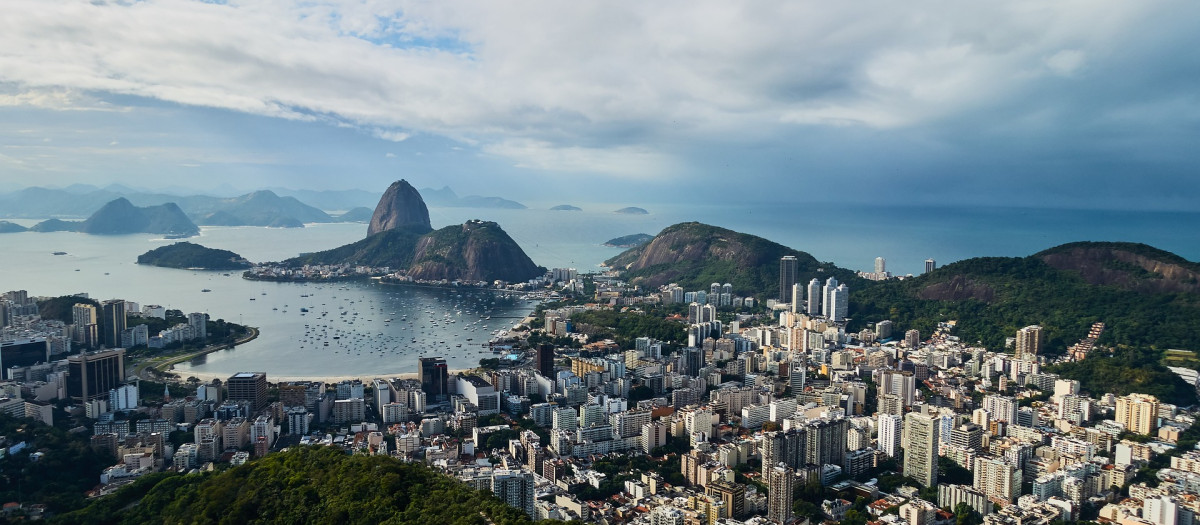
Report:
137,242,252,270
284,226,431,268
55,446,559,525
606,222,861,298
0,414,112,515
407,220,544,282
850,243,1200,352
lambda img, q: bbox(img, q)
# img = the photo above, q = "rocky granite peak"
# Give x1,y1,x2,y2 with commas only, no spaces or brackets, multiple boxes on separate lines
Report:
367,179,431,236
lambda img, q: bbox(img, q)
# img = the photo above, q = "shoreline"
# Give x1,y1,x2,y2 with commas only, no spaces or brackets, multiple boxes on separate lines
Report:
167,368,477,385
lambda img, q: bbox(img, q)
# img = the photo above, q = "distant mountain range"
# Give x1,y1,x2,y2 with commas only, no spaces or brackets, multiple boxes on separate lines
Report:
0,184,529,227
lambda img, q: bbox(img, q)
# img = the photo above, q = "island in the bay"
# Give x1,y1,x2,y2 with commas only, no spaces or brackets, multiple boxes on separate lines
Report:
136,242,253,270
6,209,1200,525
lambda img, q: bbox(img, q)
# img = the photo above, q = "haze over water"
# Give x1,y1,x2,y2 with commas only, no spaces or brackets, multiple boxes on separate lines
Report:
2,202,1196,379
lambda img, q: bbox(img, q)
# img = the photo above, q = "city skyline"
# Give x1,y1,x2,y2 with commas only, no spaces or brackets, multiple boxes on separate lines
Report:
0,2,1198,211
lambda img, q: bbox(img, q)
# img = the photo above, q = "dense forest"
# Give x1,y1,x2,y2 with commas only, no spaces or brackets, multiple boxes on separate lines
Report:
0,414,112,515
54,446,566,525
850,251,1200,353
136,242,252,270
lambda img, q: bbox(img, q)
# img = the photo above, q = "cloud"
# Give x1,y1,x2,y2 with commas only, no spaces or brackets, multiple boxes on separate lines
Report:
0,0,1195,206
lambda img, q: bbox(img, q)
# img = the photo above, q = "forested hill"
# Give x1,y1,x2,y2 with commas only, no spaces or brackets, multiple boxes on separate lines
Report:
55,446,563,525
851,242,1200,353
604,222,862,297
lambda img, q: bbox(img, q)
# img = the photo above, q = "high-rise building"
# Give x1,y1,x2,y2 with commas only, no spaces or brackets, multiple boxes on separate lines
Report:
779,256,798,303
879,370,916,407
982,395,1019,424
806,278,821,315
950,423,984,452
227,372,268,412
875,320,894,340
904,329,920,349
706,480,746,519
72,303,98,346
536,344,555,377
903,412,939,487
491,469,535,518
1115,393,1160,435
767,463,795,524
878,413,903,457
875,257,886,274
67,348,126,402
101,299,126,348
829,284,849,322
188,313,207,340
821,277,839,318
1015,325,1043,360
973,457,1021,503
419,357,448,400
805,418,848,467
925,259,937,274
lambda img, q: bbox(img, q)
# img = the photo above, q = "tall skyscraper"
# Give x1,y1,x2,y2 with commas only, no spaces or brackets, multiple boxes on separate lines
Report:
828,284,849,322
806,278,821,315
67,348,126,402
227,372,268,412
805,418,848,467
1115,393,1160,435
419,357,449,400
925,259,937,274
72,303,98,346
491,469,535,518
1015,325,1043,360
875,257,886,274
903,412,940,487
878,413,902,457
767,463,795,524
821,277,839,318
536,344,555,378
101,299,126,348
779,256,798,303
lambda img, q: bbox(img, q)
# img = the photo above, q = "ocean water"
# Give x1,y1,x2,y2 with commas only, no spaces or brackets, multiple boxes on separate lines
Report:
1,203,1196,379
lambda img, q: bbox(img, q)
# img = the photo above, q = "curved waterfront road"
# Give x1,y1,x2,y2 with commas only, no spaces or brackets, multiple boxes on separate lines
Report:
130,326,260,381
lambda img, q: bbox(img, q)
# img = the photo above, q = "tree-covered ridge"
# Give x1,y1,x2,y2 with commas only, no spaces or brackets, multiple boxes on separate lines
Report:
1036,241,1200,274
570,309,688,348
55,446,561,525
605,221,862,297
850,252,1200,353
1046,347,1197,406
136,242,252,270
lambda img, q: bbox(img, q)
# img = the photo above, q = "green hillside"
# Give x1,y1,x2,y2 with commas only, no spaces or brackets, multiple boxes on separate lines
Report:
284,225,431,268
137,242,252,270
55,446,558,525
605,222,862,298
850,248,1200,353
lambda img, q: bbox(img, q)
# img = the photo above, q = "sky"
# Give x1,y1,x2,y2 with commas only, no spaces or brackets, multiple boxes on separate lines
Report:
0,1,1198,209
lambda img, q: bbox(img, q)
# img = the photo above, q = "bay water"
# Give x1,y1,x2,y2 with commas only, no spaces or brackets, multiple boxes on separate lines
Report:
1,202,1196,379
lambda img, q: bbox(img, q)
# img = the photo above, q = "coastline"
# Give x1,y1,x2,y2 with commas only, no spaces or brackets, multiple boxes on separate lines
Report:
169,368,476,385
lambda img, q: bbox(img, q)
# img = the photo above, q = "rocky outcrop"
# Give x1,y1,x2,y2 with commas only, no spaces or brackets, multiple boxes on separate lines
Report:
407,220,543,283
0,221,28,233
78,198,199,236
917,275,996,302
368,180,431,236
1037,242,1200,294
